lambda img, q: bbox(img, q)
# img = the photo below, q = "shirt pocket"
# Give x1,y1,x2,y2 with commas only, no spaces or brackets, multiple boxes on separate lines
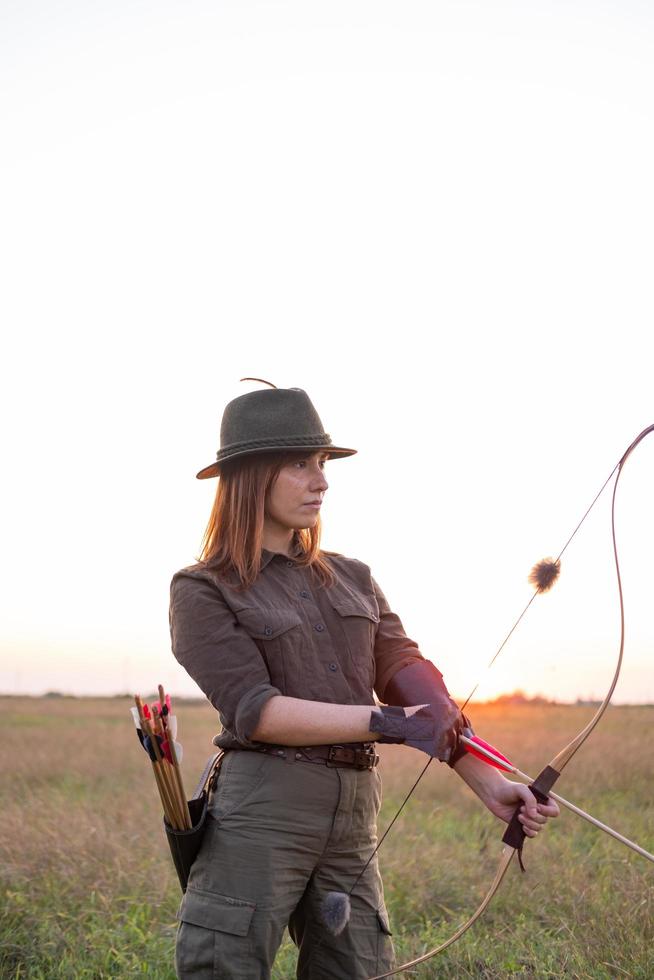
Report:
233,606,304,693
327,592,380,686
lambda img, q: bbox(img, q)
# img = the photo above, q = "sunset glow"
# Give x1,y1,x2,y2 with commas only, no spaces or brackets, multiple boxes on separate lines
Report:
1,2,653,705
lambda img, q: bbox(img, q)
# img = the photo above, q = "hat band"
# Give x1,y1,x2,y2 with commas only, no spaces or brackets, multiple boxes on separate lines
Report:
216,432,333,461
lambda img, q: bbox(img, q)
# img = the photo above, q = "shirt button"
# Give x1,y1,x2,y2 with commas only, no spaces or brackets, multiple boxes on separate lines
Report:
328,662,338,671
264,626,273,636
286,560,295,567
314,623,325,632
300,590,310,599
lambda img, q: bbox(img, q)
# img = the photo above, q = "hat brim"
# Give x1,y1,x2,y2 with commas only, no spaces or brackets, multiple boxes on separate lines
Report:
196,445,357,480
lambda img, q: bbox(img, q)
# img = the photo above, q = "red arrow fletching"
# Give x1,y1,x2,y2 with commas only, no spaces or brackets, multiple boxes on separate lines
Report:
464,734,514,772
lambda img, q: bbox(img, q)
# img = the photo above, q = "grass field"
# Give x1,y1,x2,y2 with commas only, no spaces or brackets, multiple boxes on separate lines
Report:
1,697,652,978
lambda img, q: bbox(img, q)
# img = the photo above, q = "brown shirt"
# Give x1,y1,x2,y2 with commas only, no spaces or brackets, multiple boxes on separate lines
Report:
169,548,427,749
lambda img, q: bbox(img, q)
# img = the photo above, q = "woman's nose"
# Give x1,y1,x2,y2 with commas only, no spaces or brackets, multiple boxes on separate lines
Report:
310,467,328,493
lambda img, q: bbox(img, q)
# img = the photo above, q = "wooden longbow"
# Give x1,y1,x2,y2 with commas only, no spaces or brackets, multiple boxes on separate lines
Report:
369,423,654,979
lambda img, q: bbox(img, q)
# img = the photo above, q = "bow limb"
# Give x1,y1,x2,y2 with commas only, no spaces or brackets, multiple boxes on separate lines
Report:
369,848,516,980
549,423,654,768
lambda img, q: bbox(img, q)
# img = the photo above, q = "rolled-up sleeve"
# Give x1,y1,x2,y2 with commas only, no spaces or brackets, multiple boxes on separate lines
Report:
169,573,281,746
372,576,427,702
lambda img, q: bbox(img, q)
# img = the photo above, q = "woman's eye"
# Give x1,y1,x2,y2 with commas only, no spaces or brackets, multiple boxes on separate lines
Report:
293,457,326,469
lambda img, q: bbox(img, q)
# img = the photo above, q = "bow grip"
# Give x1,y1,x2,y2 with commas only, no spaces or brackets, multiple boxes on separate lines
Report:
502,765,561,865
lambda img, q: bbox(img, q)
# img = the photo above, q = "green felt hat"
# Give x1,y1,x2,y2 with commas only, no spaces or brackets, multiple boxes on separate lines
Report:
196,385,357,479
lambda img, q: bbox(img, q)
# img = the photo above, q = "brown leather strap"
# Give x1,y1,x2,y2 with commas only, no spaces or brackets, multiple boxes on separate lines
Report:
326,744,380,769
192,751,225,799
249,742,379,770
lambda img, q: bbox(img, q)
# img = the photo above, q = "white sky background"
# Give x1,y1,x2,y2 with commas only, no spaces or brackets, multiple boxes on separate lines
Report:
1,1,653,704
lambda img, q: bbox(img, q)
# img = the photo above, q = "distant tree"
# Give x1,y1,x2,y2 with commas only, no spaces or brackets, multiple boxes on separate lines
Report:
490,690,554,706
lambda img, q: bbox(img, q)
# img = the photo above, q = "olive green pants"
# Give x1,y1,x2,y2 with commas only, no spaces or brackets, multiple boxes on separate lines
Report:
175,749,395,979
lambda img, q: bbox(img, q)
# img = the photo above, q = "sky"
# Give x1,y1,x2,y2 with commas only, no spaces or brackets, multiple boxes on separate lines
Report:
1,1,653,705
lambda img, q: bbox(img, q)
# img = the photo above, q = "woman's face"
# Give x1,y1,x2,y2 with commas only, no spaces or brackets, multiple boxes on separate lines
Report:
265,452,330,532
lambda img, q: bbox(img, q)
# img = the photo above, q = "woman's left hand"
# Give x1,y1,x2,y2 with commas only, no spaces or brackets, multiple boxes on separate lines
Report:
485,778,560,837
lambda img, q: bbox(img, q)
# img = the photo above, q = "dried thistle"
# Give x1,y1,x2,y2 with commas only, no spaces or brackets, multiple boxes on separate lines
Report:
528,558,561,593
321,892,351,935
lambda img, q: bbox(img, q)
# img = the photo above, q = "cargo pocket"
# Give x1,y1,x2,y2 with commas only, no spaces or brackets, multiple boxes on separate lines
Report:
175,887,256,978
177,886,256,935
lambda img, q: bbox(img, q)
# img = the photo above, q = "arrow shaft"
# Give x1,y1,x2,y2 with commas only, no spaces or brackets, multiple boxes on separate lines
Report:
542,786,654,863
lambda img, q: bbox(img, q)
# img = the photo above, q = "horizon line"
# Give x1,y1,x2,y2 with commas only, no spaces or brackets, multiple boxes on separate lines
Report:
1,691,652,708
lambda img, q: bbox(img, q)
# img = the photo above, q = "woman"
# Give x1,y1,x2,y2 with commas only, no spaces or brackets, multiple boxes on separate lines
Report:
169,383,558,980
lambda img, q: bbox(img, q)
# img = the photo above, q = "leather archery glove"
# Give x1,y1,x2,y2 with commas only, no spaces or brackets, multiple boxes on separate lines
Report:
374,659,473,765
369,699,464,763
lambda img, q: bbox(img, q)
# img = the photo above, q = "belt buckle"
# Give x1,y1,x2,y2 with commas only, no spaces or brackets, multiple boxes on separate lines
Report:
355,747,379,769
328,745,379,769
360,745,379,769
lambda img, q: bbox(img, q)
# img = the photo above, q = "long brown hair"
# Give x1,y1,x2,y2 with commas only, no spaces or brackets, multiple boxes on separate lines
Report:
197,451,336,589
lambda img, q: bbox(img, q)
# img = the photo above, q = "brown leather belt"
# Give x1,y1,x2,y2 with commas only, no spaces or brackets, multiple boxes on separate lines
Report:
252,742,379,770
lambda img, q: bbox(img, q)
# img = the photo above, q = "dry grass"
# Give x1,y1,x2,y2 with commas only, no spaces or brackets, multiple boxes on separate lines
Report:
1,697,652,978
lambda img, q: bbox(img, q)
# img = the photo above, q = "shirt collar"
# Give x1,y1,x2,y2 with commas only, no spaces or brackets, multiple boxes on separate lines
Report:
260,539,304,570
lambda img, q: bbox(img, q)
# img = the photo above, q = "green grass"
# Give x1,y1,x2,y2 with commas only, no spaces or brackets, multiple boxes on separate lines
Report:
1,698,652,978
